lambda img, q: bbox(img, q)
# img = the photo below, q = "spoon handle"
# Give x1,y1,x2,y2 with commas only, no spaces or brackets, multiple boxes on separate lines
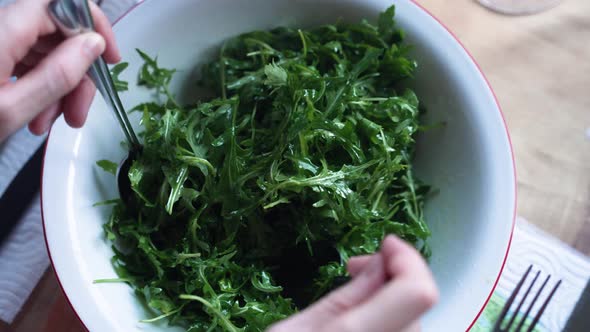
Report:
89,57,140,148
48,0,140,149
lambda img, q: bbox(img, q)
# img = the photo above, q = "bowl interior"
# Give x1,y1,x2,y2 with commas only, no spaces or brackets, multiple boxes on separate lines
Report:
42,0,515,331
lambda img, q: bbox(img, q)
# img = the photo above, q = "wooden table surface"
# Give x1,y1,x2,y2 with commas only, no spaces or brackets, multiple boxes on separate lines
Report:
2,0,589,331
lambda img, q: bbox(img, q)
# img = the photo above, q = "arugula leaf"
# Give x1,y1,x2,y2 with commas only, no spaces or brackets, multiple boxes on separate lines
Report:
96,159,118,175
110,62,129,92
263,63,288,87
97,5,433,331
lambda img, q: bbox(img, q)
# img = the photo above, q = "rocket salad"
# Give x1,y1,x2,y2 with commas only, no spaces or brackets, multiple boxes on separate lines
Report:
97,5,431,331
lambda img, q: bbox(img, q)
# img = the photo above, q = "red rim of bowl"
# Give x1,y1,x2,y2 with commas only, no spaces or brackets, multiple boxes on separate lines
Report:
40,1,517,331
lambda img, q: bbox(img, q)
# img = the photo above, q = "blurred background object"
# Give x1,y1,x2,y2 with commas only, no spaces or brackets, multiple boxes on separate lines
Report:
477,0,562,15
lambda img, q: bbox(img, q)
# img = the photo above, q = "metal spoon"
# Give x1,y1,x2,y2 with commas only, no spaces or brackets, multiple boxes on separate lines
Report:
48,0,139,203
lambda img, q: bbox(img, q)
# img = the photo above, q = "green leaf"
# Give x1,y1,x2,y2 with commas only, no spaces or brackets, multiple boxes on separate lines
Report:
378,4,397,40
164,165,189,214
96,159,118,175
96,5,433,331
110,62,129,92
263,63,288,87
251,272,282,293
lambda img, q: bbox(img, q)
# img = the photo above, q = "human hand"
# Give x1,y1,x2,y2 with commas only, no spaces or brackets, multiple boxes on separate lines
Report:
0,0,120,142
268,235,439,332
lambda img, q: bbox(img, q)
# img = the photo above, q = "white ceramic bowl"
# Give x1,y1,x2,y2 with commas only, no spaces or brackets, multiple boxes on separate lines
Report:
42,0,516,331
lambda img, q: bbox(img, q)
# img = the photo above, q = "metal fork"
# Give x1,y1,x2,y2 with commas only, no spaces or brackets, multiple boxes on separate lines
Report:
492,265,562,332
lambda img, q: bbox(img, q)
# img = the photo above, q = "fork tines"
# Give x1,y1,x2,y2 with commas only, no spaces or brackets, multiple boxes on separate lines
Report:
492,265,562,332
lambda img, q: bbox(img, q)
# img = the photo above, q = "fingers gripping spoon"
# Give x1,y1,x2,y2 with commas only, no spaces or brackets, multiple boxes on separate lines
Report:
49,0,139,203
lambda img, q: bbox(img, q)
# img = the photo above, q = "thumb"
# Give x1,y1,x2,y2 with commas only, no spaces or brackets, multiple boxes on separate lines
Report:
0,32,104,138
267,254,386,332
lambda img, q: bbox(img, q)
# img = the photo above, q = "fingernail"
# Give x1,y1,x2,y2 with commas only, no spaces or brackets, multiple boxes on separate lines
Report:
83,33,106,58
